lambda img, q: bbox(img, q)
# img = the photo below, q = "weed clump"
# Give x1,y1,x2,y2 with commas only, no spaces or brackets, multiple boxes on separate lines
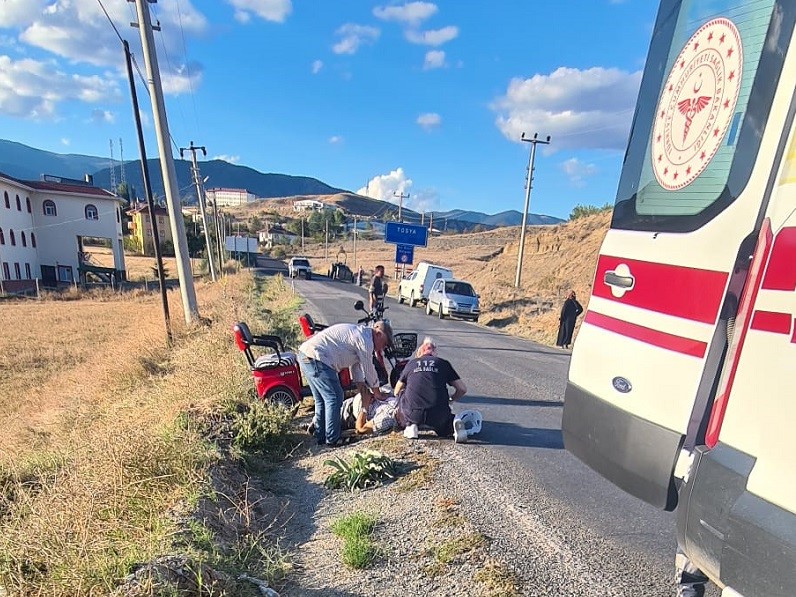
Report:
330,513,380,569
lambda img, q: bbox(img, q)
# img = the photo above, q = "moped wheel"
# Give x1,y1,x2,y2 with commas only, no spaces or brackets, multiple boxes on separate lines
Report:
266,386,297,410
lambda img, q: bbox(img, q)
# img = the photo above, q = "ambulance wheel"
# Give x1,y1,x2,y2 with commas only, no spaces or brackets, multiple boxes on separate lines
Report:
266,386,297,410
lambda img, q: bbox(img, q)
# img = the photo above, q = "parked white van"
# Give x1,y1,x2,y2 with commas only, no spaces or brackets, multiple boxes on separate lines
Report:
397,262,452,307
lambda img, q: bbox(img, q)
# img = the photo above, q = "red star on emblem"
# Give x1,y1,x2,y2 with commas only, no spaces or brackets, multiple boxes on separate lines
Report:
708,32,714,42
664,167,669,175
727,47,734,58
700,151,706,160
660,110,665,119
713,128,720,137
680,59,685,69
693,42,699,51
720,33,726,44
686,166,692,175
728,71,735,81
673,171,679,180
657,134,662,142
658,154,663,162
668,84,673,92
724,99,730,109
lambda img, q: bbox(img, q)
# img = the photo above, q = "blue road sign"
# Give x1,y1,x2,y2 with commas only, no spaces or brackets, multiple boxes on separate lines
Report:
395,244,414,265
384,222,428,246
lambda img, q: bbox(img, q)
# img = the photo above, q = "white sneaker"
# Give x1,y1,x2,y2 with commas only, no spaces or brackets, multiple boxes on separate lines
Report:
403,424,418,439
453,418,468,443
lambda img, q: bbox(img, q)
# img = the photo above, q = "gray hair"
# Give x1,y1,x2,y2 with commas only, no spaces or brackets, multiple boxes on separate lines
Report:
415,336,436,358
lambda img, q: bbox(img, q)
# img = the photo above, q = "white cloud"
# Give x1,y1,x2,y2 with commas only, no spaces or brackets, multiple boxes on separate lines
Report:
373,2,438,26
416,112,441,130
225,0,292,23
356,167,440,213
405,26,458,46
328,136,343,144
0,55,119,119
312,59,323,74
492,66,642,151
60,138,70,146
160,61,203,95
423,50,445,70
333,24,380,55
212,154,240,163
90,109,115,124
561,157,598,187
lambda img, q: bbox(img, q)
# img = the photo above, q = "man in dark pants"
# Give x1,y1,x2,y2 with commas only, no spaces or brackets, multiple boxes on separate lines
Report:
556,290,584,349
298,321,393,446
369,264,387,311
394,337,468,442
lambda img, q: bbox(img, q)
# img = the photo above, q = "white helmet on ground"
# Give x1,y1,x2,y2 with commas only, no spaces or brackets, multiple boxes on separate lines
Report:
456,410,482,435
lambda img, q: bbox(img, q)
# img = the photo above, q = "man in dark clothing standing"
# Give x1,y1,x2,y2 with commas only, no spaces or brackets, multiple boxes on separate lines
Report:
369,264,387,311
556,290,584,349
394,337,468,442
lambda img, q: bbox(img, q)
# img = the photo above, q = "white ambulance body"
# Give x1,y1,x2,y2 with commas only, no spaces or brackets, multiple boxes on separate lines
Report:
562,1,796,595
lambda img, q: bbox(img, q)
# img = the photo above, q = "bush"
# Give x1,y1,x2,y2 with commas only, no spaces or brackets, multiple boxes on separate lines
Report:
228,400,294,453
330,513,379,569
569,203,613,220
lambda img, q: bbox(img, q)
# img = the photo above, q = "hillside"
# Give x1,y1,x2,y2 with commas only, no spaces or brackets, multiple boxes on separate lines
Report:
298,210,612,345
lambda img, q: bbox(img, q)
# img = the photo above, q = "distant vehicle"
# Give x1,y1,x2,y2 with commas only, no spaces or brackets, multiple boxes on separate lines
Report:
397,262,452,307
425,278,480,322
288,257,312,279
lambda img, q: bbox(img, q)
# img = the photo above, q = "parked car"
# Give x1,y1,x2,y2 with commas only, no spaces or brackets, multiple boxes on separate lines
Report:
288,257,312,279
397,262,453,307
425,278,480,322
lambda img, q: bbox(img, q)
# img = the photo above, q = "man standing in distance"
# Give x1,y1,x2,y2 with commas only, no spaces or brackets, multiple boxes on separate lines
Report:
369,264,388,311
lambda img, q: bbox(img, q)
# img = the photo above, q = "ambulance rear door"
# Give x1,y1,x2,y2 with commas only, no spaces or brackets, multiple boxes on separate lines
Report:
562,0,796,511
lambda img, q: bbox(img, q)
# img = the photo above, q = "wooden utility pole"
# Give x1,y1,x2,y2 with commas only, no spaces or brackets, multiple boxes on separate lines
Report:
394,191,409,222
131,0,198,323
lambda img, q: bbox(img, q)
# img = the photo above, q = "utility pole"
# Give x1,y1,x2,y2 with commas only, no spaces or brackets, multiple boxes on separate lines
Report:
429,212,433,233
394,191,409,222
515,132,551,288
325,219,329,259
180,141,216,282
301,217,305,251
353,215,358,269
123,39,172,344
131,0,199,324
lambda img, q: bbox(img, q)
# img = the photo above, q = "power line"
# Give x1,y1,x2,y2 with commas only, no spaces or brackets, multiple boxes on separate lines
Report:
95,0,124,44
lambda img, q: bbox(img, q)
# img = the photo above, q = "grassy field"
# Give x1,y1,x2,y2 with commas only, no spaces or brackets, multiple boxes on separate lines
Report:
0,272,304,596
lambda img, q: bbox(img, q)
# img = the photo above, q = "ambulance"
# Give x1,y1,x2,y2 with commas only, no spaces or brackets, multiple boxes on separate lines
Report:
561,1,796,595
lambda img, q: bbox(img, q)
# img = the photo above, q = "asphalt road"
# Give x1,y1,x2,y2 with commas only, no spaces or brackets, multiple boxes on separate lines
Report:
283,274,715,595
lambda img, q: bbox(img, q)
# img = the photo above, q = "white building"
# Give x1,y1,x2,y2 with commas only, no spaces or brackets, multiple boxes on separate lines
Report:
0,172,126,292
206,188,256,207
293,199,331,212
258,225,298,248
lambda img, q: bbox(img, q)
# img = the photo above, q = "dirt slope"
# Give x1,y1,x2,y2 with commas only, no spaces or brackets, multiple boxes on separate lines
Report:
300,210,612,345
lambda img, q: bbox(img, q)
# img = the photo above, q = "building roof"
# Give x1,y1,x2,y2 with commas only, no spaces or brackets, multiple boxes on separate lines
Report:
208,187,251,193
26,180,116,198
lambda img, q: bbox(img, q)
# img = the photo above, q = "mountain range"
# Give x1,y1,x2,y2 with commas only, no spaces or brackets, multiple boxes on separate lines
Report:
0,139,563,229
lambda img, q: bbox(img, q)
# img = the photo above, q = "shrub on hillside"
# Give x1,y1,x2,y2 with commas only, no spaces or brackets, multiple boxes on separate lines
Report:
569,203,613,220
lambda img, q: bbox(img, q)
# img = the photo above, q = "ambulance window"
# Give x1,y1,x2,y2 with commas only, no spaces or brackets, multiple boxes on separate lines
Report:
611,0,793,233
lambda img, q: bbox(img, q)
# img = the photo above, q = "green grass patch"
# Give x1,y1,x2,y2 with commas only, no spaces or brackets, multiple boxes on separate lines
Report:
331,513,380,569
432,532,487,564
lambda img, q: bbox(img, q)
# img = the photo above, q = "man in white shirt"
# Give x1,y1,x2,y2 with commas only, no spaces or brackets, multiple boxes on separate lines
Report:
298,321,393,446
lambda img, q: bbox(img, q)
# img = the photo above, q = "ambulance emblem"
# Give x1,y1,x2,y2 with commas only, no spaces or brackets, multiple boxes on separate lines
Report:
652,18,743,191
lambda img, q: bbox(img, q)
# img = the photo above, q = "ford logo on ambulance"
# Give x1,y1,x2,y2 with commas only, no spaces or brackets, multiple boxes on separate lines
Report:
612,377,632,393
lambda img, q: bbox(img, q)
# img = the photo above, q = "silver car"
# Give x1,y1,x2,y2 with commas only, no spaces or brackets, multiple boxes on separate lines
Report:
425,278,480,322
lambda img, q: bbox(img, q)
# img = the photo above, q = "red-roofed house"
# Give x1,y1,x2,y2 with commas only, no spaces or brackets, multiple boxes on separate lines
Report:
0,172,126,292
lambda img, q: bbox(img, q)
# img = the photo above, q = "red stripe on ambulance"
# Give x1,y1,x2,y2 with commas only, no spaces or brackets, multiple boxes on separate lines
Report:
584,311,708,358
593,256,727,324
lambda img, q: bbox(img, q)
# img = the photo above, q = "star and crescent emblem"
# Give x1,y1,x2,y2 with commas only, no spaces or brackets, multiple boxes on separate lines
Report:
652,18,743,191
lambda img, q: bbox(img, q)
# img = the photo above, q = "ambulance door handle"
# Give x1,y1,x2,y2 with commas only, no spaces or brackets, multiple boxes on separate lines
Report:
604,270,635,290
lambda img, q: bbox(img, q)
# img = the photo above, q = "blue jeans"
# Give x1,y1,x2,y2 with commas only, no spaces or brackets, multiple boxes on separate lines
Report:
299,354,343,445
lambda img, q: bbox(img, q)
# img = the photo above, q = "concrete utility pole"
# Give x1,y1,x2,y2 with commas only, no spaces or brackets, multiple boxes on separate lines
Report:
515,132,551,288
131,0,199,324
180,141,216,282
353,215,358,268
325,219,329,259
394,191,410,222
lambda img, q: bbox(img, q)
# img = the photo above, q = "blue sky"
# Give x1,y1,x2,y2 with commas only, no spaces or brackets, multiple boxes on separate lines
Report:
0,1,659,219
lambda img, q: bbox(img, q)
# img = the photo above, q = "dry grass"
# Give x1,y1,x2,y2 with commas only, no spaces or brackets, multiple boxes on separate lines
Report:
0,271,301,596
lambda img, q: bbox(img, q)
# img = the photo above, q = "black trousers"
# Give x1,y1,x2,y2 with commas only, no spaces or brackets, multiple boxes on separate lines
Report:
403,406,454,437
